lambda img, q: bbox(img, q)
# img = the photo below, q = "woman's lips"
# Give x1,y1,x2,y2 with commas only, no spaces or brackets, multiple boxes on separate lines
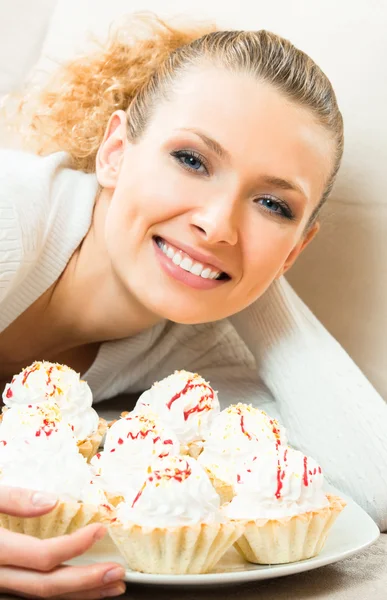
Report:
153,238,229,291
157,235,230,277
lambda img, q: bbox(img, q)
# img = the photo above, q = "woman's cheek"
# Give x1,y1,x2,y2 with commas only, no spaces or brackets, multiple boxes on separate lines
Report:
244,231,295,281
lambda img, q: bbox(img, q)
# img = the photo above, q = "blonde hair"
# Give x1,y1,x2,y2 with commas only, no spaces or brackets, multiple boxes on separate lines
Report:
15,12,343,225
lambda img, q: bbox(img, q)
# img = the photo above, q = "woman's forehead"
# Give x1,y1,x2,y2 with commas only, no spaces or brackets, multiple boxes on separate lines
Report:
153,66,332,157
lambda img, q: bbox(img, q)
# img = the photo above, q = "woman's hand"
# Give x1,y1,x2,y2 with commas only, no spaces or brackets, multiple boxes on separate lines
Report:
0,486,126,599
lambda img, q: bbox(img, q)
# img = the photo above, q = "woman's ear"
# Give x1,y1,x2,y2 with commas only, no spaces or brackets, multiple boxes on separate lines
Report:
275,221,320,279
96,110,128,188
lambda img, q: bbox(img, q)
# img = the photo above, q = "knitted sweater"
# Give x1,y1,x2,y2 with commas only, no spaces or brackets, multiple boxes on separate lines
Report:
1,149,387,530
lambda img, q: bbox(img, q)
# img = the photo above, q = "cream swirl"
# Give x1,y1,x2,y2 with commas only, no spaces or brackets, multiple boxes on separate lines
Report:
115,455,221,527
222,446,329,520
198,403,287,485
134,370,220,443
0,402,66,441
0,403,104,504
91,411,180,497
2,361,99,441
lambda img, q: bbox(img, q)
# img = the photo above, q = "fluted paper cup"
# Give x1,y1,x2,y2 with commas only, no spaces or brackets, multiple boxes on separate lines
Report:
234,494,346,564
108,520,244,574
0,500,108,539
78,418,107,462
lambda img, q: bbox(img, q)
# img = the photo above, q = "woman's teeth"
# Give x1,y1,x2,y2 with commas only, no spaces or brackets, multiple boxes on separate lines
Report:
156,238,223,280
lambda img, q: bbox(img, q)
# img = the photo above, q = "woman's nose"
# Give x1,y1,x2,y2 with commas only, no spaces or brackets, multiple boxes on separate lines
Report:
189,196,239,246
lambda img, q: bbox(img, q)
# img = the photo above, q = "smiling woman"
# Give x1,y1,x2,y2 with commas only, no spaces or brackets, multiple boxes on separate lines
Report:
1,11,387,599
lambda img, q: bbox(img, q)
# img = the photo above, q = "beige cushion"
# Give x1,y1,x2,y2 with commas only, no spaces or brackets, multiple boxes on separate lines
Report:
1,0,387,398
0,0,56,94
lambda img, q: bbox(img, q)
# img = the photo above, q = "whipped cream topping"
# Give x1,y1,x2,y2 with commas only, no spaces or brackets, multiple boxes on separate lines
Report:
0,402,104,504
198,403,287,485
91,411,180,497
134,370,220,444
0,402,66,441
2,361,99,441
222,446,329,520
115,455,221,527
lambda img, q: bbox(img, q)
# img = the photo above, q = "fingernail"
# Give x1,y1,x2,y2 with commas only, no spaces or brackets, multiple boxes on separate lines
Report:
31,492,58,507
93,526,106,542
103,567,126,585
102,584,126,597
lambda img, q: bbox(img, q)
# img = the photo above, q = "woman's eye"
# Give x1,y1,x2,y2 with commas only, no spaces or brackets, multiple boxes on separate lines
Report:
171,150,208,174
257,197,293,220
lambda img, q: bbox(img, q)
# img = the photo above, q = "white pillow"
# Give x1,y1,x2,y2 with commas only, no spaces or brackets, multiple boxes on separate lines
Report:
10,0,387,398
0,0,57,94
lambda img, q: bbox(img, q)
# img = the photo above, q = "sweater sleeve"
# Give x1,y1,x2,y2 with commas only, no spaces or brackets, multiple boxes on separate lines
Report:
228,276,387,531
0,148,59,305
0,151,24,304
0,149,78,331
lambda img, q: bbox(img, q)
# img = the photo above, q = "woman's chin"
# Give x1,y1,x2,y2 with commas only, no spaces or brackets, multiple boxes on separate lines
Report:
141,298,217,325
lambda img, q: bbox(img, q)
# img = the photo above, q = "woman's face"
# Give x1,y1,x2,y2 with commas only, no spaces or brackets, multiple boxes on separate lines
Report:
98,66,334,324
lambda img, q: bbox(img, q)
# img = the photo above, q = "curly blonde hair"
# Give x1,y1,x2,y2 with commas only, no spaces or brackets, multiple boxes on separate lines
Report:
12,12,343,224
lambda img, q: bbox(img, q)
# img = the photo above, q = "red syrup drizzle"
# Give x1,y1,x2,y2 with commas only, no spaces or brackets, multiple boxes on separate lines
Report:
35,417,57,438
5,388,12,398
131,481,147,508
233,406,255,441
46,365,58,397
131,462,192,508
22,362,41,385
166,377,214,421
303,456,309,487
270,418,282,451
275,448,288,500
126,429,156,441
240,415,252,440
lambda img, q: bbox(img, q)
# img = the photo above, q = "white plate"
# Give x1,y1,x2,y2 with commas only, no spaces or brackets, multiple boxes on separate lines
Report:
69,486,379,586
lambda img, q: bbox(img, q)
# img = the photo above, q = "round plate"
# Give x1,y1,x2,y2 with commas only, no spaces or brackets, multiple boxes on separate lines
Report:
69,486,379,586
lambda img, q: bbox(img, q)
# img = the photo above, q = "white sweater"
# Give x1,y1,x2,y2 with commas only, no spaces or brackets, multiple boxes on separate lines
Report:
1,149,387,530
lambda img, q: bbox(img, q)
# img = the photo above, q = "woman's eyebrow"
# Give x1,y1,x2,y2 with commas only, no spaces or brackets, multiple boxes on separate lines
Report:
177,127,230,161
176,127,308,201
260,175,307,201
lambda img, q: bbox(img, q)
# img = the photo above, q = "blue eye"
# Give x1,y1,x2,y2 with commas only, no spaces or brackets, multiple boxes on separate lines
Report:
257,196,293,220
171,150,208,174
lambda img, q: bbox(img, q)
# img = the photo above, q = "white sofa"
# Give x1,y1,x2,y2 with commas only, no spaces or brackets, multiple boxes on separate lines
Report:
1,0,386,400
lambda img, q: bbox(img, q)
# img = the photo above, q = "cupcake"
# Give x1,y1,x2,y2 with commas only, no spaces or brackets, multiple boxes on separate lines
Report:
2,361,106,461
198,403,287,503
0,402,111,538
134,370,220,457
222,445,346,564
91,411,180,505
107,455,244,574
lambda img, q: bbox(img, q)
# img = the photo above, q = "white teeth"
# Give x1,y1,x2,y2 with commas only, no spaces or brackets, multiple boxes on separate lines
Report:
180,257,193,271
158,238,224,280
190,262,203,276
